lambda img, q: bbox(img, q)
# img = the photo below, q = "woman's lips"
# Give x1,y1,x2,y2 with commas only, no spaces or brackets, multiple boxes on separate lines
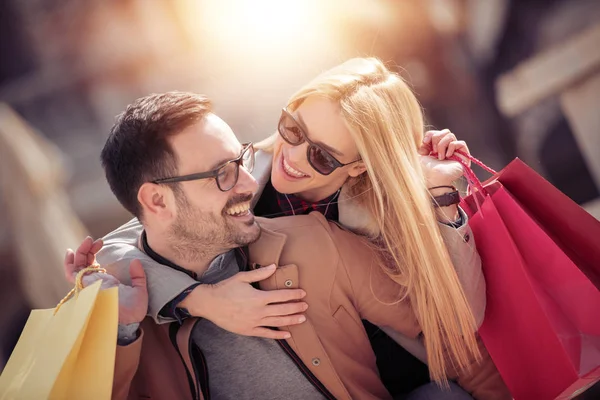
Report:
280,154,309,180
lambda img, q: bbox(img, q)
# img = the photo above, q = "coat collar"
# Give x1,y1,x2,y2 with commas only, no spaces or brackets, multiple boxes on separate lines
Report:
248,218,288,267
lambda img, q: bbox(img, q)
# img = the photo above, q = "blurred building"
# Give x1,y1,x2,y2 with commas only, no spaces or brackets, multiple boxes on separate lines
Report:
1,3,599,395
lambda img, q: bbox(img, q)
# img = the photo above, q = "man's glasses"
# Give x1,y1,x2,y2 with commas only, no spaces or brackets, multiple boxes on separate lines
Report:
277,108,361,175
153,143,255,192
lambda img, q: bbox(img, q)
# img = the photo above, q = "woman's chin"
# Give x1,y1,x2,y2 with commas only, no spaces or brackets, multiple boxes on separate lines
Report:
271,172,295,194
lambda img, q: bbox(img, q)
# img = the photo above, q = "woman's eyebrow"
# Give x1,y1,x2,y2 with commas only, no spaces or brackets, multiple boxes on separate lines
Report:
295,112,345,157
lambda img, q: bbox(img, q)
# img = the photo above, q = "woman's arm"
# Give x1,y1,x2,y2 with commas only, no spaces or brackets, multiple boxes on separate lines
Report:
97,218,198,324
419,130,486,327
437,209,486,326
67,218,307,337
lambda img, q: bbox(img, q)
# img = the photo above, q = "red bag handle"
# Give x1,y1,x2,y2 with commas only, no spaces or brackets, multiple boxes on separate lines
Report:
429,150,498,214
454,149,497,175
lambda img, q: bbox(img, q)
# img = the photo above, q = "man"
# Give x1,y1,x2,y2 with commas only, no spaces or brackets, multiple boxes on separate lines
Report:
66,92,509,399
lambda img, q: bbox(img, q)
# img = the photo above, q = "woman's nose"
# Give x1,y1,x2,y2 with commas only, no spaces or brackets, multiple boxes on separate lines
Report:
286,142,308,164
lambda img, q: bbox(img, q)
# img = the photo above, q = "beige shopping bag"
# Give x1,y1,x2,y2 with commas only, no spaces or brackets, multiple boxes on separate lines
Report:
0,267,118,399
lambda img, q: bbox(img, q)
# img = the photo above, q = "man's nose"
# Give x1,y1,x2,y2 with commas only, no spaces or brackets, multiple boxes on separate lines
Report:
233,164,258,195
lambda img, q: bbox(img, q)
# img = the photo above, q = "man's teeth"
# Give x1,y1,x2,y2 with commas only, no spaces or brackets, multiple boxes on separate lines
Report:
283,158,307,178
225,202,251,216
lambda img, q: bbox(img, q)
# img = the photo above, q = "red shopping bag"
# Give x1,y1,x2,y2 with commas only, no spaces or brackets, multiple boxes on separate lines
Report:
455,155,600,400
497,159,600,289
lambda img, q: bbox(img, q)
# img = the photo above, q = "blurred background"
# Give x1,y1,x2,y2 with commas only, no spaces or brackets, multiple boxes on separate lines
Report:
0,0,599,383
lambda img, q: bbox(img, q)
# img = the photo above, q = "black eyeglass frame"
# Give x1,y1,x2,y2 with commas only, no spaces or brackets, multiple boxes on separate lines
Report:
152,142,255,192
278,108,361,176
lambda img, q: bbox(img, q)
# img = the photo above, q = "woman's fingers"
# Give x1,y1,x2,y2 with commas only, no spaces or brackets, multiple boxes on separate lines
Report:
446,140,468,158
64,249,76,284
74,236,94,268
436,135,455,160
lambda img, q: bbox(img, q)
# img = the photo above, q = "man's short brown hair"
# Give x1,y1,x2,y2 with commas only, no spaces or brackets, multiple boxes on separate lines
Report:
101,92,212,218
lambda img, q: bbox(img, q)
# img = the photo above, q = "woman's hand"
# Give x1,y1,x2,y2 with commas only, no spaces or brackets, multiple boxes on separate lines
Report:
180,267,308,340
418,129,470,188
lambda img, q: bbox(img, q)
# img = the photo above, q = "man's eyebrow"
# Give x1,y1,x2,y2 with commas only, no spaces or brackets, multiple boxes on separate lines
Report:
208,147,243,171
208,158,230,171
295,112,344,157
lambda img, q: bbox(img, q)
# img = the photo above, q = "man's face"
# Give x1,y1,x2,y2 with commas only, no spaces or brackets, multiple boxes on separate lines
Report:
166,114,260,256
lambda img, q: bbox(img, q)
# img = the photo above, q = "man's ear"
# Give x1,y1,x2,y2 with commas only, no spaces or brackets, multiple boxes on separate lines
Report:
348,161,367,178
137,182,174,221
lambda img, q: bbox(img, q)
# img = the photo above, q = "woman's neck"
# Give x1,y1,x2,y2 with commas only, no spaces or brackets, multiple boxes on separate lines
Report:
295,187,340,203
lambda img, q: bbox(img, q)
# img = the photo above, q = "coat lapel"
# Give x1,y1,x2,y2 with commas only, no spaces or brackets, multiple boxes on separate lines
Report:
248,223,352,400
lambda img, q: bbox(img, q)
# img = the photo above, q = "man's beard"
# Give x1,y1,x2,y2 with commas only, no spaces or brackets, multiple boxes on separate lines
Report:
167,192,260,264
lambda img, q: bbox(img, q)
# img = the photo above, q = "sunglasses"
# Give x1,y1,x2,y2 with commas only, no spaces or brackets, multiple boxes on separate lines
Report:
277,108,361,175
152,143,255,192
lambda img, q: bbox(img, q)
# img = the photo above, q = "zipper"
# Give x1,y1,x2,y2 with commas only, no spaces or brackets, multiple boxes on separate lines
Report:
251,262,336,399
276,339,337,400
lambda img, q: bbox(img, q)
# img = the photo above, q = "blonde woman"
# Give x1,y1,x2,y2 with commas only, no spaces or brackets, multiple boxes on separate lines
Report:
74,58,489,398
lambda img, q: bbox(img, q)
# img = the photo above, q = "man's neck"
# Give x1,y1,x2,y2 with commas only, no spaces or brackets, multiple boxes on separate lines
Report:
144,229,222,277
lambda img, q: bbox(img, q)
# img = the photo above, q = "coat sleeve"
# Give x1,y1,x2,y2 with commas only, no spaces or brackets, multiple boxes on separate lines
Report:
438,207,486,328
379,210,487,365
97,218,198,323
112,329,144,400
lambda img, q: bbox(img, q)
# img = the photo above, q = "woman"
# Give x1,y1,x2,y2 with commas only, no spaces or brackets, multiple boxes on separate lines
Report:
254,57,482,387
80,58,488,398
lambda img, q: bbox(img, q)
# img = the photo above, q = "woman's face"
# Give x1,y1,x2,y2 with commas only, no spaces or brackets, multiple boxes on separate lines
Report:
271,96,366,202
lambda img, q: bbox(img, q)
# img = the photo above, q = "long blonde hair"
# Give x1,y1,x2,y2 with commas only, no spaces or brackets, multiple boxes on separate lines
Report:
259,58,480,383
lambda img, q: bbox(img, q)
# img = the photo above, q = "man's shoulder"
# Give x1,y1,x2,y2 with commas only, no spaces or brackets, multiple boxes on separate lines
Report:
102,217,143,246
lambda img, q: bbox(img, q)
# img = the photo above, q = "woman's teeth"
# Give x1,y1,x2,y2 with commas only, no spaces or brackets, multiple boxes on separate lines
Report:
283,158,307,178
225,202,251,216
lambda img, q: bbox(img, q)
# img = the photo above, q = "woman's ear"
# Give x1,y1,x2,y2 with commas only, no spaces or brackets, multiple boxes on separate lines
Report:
348,161,367,178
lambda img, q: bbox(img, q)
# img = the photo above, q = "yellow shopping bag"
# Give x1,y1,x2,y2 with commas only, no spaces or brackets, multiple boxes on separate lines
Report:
0,266,118,399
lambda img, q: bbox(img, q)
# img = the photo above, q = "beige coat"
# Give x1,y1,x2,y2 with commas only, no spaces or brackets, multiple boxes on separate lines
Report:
111,213,509,400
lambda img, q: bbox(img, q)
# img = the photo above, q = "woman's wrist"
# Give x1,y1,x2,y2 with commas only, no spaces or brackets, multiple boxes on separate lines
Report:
178,284,209,318
434,204,460,223
427,182,456,194
428,185,461,223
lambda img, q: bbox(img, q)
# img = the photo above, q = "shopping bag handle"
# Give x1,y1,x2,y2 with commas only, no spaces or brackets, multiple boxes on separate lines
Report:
54,264,107,315
429,149,497,196
454,150,497,175
428,149,498,216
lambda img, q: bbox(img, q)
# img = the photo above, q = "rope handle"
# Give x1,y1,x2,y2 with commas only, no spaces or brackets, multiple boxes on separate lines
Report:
427,149,498,215
452,150,498,198
429,149,497,195
53,264,107,315
454,149,497,175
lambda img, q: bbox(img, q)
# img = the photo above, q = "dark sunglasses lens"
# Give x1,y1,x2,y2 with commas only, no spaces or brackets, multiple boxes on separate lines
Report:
278,113,303,145
308,145,338,175
217,161,239,191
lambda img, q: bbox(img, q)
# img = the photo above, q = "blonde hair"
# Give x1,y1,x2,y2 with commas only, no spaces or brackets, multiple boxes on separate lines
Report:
259,58,480,383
